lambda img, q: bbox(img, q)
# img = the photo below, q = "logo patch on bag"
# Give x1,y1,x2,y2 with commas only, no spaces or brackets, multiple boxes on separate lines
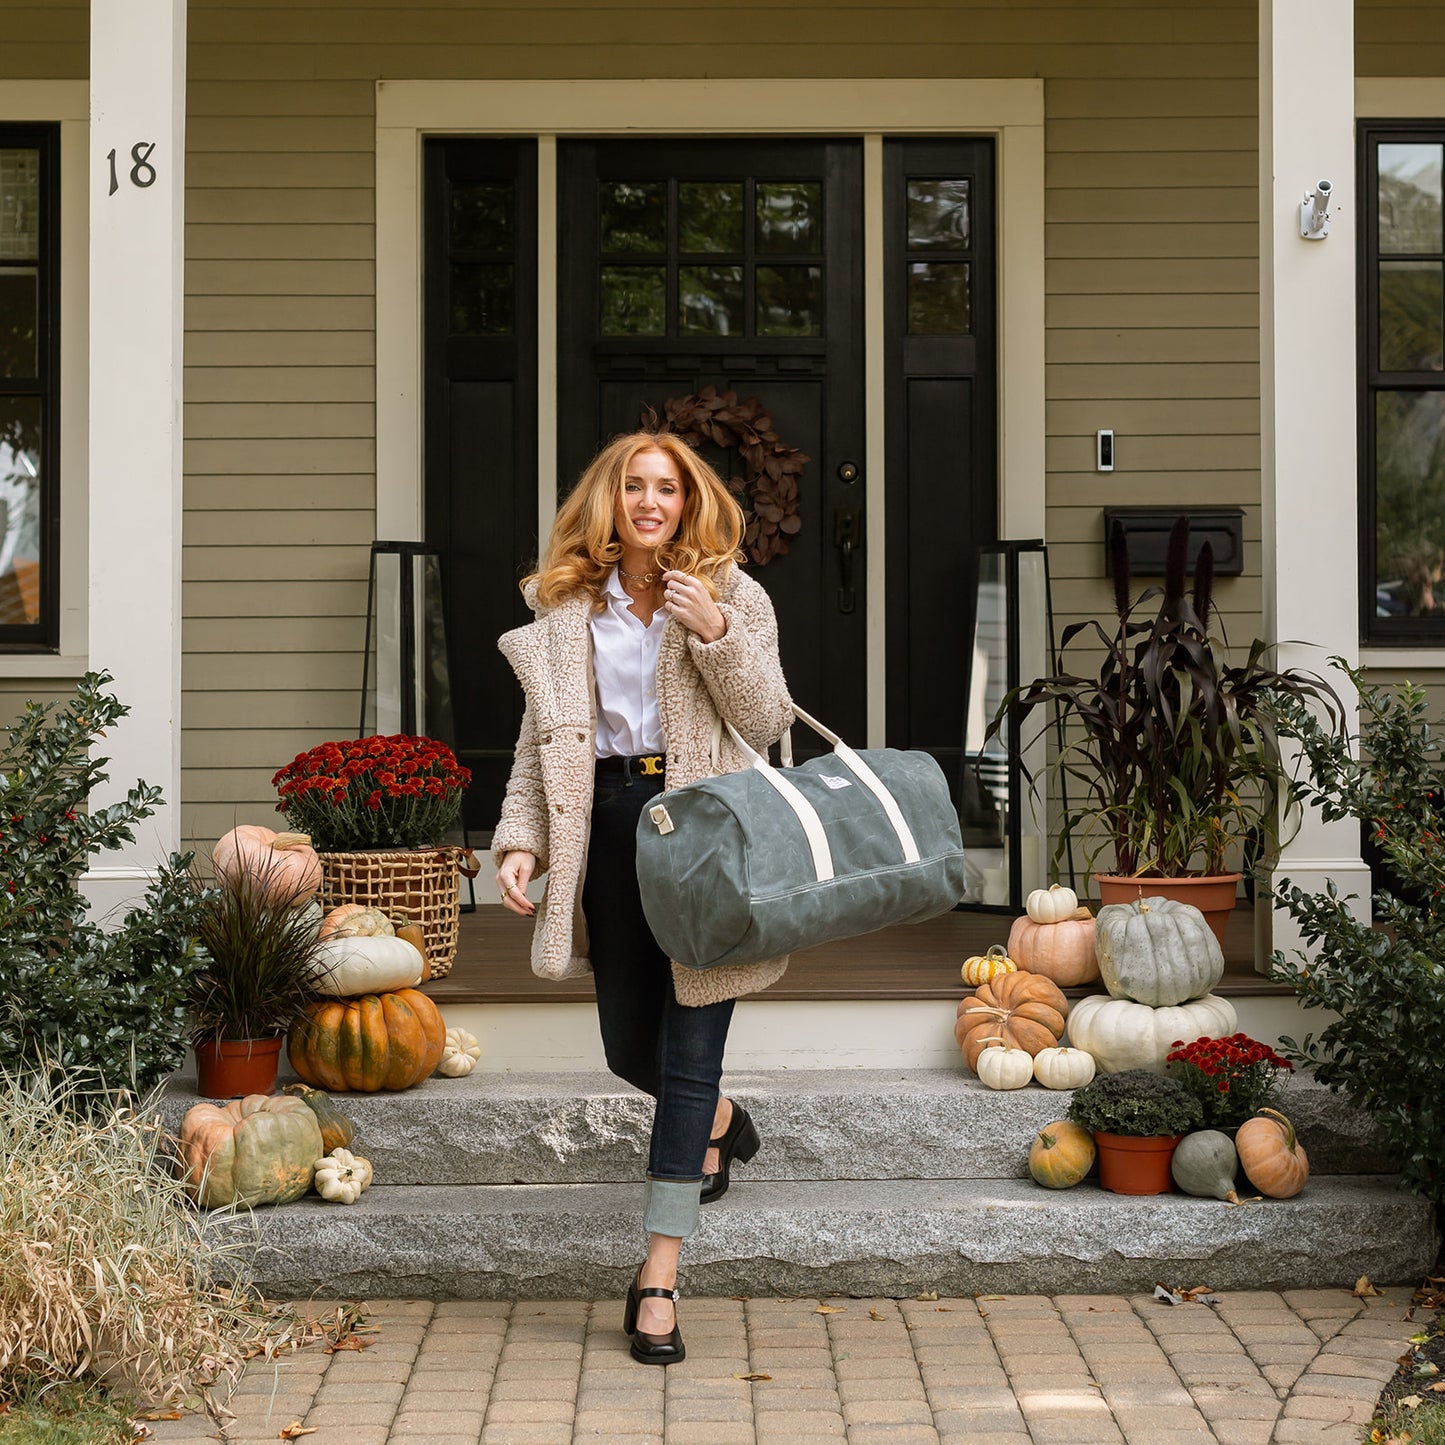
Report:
819,774,854,790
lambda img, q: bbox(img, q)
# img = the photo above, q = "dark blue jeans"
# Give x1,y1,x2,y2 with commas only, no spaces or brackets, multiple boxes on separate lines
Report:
583,764,735,1238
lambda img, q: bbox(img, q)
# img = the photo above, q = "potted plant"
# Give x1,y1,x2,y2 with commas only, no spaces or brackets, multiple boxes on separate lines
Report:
1066,1068,1204,1194
992,517,1342,942
189,859,327,1098
1165,1033,1293,1132
271,735,474,977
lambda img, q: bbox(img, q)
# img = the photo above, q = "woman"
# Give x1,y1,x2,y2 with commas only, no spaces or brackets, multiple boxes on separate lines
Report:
493,430,794,1366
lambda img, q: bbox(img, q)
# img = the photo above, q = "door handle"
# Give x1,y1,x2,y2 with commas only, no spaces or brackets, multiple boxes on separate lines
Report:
834,508,860,615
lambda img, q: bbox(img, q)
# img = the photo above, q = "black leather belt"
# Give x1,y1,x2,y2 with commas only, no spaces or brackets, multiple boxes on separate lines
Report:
595,753,666,781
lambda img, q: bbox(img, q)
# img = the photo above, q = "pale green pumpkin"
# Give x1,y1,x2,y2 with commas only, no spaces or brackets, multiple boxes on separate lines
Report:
1095,896,1225,1007
1170,1129,1241,1203
180,1094,324,1209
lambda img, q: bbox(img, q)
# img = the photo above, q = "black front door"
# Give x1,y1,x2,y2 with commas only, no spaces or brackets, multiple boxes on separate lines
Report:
558,139,867,744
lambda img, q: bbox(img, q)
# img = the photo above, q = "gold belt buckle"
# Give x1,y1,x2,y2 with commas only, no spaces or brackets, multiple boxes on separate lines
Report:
638,755,665,777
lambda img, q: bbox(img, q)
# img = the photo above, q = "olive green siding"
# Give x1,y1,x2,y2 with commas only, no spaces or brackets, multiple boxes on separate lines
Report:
0,1,1442,845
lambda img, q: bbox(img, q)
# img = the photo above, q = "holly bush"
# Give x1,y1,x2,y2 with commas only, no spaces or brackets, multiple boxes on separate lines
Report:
1270,661,1445,1203
0,673,207,1101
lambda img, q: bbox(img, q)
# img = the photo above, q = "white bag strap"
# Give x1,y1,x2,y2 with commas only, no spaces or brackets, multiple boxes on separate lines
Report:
723,720,834,883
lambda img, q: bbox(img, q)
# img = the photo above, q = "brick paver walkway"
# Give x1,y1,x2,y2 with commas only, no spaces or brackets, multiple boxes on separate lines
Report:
145,1287,1428,1444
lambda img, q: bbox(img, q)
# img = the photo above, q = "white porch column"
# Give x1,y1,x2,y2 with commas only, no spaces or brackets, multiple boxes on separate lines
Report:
83,0,187,916
1257,0,1371,963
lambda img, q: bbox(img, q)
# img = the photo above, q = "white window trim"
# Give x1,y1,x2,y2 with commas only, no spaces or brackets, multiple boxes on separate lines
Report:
1356,79,1445,669
0,81,88,678
375,79,1045,746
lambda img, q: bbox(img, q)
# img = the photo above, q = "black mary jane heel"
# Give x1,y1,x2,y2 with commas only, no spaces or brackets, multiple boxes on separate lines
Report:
700,1102,761,1204
622,1270,685,1366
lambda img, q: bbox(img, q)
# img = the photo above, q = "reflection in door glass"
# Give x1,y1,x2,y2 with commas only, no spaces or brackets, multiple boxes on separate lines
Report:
907,261,971,334
449,182,513,252
679,182,743,253
0,150,39,263
1375,390,1445,617
0,271,36,378
756,265,822,336
1379,144,1443,254
756,182,820,253
0,394,41,627
600,265,666,335
1380,261,1445,372
450,263,514,335
906,178,970,250
600,181,667,253
679,265,744,336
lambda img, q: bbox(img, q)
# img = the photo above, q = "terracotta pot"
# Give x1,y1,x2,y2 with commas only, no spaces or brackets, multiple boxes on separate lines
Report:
1093,1130,1184,1195
1093,873,1243,950
195,1036,283,1098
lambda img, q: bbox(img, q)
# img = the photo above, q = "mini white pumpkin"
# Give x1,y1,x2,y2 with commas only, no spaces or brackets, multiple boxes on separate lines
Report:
437,1027,481,1078
1025,884,1079,924
974,1039,1034,1091
306,934,424,997
1095,896,1225,1007
312,1147,373,1204
1065,992,1238,1074
1031,1045,1096,1091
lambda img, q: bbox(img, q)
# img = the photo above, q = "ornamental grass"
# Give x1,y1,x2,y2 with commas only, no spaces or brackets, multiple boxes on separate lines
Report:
0,1066,260,1407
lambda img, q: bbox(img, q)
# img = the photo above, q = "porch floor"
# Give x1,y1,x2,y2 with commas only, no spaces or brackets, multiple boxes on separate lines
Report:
424,898,1286,1004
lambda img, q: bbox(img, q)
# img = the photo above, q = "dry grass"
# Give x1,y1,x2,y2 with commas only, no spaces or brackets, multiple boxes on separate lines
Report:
0,1067,262,1409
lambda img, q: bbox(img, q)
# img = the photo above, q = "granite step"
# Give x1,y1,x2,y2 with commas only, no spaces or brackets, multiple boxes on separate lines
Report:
160,1066,1392,1184
214,1174,1439,1301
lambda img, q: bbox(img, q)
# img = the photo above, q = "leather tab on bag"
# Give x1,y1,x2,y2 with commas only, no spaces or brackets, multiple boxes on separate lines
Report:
649,804,675,835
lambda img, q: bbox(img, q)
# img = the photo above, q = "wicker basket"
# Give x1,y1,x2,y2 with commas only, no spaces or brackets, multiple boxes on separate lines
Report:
317,847,464,978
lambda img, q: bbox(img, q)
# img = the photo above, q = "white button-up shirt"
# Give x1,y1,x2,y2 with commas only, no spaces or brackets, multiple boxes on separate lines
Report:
590,566,665,758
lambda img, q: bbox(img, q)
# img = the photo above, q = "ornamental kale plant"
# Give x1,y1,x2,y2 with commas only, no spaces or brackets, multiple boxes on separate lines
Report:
1270,661,1445,1203
0,673,207,1101
1166,1033,1293,1129
271,734,471,851
1066,1069,1204,1138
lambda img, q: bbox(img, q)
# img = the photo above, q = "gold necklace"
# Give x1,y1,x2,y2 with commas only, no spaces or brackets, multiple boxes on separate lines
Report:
618,565,657,586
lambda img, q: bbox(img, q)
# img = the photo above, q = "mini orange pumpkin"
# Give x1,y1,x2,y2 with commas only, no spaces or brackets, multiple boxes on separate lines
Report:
1007,909,1100,987
288,987,446,1093
1236,1107,1310,1198
955,971,1070,1072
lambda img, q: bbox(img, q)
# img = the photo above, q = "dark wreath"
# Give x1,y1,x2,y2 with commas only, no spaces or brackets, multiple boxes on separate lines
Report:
642,386,807,566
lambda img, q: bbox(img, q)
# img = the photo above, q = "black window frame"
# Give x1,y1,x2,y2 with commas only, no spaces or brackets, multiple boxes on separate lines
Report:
1359,118,1445,645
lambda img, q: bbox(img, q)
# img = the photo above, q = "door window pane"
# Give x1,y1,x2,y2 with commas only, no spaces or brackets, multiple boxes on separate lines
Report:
756,182,820,254
450,262,514,335
449,182,512,252
601,265,666,334
600,182,666,254
1380,144,1443,254
1380,261,1445,372
907,178,971,251
679,265,743,336
0,396,42,627
679,182,742,253
908,261,971,334
0,270,36,378
0,149,39,263
756,264,822,336
1375,390,1445,617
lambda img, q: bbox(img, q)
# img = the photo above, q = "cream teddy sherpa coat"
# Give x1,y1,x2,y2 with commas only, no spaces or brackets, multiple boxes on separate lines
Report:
492,565,795,1008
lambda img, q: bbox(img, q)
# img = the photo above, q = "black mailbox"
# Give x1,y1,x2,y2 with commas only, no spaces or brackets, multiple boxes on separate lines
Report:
1102,506,1246,578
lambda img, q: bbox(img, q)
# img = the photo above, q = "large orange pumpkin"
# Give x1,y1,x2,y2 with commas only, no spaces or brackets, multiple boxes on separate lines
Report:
288,987,446,1092
1235,1107,1310,1198
1007,912,1101,987
955,971,1070,1072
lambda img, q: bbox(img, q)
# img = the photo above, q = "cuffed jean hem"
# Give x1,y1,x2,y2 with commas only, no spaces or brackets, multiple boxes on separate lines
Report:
642,1177,703,1239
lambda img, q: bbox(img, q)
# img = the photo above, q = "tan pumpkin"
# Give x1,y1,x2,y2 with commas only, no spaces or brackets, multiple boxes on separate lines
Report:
288,987,447,1093
961,944,1017,988
179,1093,324,1209
213,826,321,905
1236,1108,1310,1198
1028,1120,1096,1189
955,971,1070,1073
319,904,395,939
1007,910,1100,987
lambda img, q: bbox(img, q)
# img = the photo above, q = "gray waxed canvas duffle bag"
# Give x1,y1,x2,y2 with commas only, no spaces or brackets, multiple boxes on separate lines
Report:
635,706,968,971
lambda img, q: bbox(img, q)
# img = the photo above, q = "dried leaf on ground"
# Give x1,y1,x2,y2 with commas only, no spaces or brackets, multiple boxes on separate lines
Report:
916,1291,939,1301
1355,1275,1384,1298
278,1424,318,1439
1400,1395,1424,1408
869,1309,886,1321
734,1372,772,1382
1154,1283,1222,1305
814,1304,845,1314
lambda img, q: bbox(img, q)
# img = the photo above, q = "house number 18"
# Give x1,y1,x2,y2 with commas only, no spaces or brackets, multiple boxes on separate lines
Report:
106,143,158,196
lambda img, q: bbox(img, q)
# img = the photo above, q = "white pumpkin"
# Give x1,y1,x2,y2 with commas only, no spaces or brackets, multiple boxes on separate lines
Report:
437,1027,481,1078
1095,896,1225,1007
312,1147,373,1204
1025,884,1079,924
306,934,425,997
975,1042,1034,1091
1031,1045,1096,1091
1065,992,1238,1074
